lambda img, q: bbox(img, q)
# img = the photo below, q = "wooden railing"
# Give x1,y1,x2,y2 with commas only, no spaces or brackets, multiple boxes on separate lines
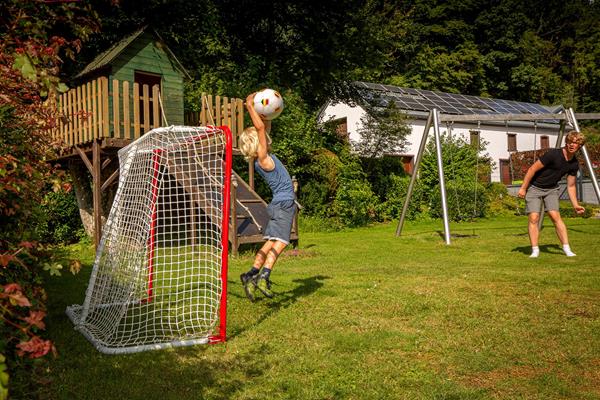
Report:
185,94,244,148
52,78,245,149
52,77,164,147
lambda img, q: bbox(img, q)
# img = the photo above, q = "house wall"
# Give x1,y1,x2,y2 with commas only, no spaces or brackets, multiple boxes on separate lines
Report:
109,31,185,133
320,101,561,182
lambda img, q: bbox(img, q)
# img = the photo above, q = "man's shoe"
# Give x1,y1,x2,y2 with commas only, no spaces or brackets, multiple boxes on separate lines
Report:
240,273,257,302
256,276,274,298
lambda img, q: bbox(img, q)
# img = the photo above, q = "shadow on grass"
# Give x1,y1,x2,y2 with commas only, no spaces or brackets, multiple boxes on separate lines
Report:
436,230,479,239
512,243,563,255
40,266,278,400
227,275,330,340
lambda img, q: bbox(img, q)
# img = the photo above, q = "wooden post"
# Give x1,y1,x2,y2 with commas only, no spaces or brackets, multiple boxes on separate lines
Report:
123,81,130,139
93,139,102,249
112,79,120,138
292,176,299,248
143,84,150,133
230,174,238,257
248,159,255,190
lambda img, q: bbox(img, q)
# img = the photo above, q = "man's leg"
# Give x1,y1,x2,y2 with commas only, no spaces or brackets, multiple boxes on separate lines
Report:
528,212,541,258
547,210,576,256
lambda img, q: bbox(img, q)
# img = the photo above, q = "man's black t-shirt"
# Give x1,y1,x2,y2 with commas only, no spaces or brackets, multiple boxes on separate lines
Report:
531,148,579,189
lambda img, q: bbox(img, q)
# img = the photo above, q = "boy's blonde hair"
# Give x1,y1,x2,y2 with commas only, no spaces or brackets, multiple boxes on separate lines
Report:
565,130,586,145
239,126,272,161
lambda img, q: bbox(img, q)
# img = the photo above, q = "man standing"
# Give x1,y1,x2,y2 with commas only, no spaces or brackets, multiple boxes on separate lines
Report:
518,131,586,258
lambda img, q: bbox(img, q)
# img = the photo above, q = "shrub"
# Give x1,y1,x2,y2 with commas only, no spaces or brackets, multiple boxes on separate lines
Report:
34,188,85,245
486,182,524,217
376,174,425,221
429,180,489,221
332,178,377,227
331,150,377,227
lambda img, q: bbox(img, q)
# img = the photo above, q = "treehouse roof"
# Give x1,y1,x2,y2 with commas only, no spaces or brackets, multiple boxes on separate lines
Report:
75,26,191,80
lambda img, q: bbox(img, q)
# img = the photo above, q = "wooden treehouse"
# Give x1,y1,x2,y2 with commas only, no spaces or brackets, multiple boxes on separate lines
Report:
52,27,298,256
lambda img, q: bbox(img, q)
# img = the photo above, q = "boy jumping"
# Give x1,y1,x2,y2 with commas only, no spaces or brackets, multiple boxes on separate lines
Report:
238,91,297,300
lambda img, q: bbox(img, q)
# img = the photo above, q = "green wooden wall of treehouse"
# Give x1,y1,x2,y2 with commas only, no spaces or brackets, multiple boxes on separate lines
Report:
94,30,186,139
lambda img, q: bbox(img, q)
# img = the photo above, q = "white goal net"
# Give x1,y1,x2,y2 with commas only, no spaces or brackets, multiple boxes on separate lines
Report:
67,126,232,354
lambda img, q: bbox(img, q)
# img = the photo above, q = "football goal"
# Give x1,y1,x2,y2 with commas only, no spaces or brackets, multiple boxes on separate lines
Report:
67,125,232,354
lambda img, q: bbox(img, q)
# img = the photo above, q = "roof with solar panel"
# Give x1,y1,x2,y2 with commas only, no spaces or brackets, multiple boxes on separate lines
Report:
353,81,560,118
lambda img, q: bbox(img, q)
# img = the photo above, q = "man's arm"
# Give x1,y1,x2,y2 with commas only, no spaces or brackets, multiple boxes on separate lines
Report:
245,93,274,171
566,174,585,214
518,160,544,198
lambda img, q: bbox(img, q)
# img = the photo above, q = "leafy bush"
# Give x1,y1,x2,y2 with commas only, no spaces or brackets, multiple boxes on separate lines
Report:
559,201,596,218
299,149,342,217
298,215,343,233
331,151,377,227
419,132,492,221
376,174,425,222
486,182,524,217
34,188,85,245
333,179,377,227
429,180,489,221
0,2,98,397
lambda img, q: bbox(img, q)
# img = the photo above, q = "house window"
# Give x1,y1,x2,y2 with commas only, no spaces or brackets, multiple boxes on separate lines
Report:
470,130,480,149
507,133,517,152
134,71,162,127
540,135,549,149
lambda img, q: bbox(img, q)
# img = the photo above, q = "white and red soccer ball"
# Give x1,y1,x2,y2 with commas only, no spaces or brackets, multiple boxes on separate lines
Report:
253,88,284,120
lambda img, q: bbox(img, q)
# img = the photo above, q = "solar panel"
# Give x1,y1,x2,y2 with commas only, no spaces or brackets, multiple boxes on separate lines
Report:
352,81,560,124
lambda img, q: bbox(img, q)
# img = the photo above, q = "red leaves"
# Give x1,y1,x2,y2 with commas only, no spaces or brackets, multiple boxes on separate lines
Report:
0,254,13,267
1,282,52,359
1,283,32,307
21,310,46,329
16,337,55,359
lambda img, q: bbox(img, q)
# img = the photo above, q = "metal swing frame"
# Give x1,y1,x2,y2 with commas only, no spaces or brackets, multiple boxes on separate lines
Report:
395,108,600,244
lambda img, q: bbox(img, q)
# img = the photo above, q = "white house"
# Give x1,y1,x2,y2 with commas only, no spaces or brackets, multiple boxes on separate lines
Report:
318,82,563,183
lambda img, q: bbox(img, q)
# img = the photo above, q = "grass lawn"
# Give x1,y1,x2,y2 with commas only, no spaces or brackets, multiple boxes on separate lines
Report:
38,215,599,400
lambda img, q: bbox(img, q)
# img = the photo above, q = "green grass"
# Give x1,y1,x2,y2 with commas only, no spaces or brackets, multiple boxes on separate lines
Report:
35,215,600,400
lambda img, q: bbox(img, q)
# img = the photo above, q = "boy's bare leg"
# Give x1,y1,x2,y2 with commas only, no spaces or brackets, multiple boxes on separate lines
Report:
256,240,288,298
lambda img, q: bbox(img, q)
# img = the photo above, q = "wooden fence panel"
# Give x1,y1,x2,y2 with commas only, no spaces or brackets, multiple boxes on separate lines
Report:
143,84,150,134
123,81,130,139
83,82,89,142
91,79,98,139
76,85,83,144
112,79,120,138
133,82,140,138
102,77,109,138
152,84,160,129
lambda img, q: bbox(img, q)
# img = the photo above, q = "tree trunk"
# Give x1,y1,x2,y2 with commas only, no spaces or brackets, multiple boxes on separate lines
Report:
68,158,119,239
68,161,94,237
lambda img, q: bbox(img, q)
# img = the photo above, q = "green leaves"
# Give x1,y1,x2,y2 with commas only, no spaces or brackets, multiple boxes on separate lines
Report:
0,354,8,400
12,54,37,82
42,262,63,277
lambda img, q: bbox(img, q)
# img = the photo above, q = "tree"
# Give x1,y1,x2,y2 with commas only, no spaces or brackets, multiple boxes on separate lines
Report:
0,0,98,395
353,102,411,159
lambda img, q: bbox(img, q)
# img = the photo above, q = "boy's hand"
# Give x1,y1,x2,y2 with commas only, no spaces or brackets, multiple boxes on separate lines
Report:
574,205,585,215
246,93,255,105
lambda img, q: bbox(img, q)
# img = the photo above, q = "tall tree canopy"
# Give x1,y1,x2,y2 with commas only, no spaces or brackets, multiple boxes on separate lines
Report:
69,0,600,112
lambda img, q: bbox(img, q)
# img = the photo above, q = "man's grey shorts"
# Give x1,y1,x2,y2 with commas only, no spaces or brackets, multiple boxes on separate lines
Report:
525,185,560,214
263,200,297,245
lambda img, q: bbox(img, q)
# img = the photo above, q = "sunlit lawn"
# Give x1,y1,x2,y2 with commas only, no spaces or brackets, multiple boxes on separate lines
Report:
37,215,600,400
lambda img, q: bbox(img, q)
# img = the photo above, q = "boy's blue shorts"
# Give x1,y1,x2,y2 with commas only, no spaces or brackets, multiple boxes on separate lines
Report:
263,200,297,245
